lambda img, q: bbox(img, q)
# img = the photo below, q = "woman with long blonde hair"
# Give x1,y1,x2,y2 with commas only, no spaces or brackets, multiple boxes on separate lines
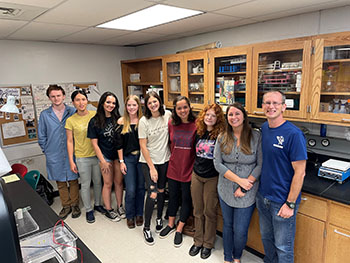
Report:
117,95,145,229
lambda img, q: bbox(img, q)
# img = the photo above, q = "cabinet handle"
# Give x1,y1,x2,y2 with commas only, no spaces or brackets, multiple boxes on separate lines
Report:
301,197,308,201
334,229,350,238
342,118,350,122
253,111,265,115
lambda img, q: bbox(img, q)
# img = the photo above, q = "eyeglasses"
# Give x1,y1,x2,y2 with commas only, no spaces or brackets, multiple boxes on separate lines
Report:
262,101,283,106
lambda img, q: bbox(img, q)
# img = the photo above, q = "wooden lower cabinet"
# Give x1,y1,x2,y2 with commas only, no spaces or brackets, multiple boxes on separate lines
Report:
324,224,350,263
294,213,325,263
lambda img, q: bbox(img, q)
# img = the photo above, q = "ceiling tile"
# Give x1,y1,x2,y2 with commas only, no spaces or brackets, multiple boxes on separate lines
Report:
34,0,154,26
143,13,241,35
98,32,165,46
0,19,27,37
162,0,253,12
0,0,64,8
214,0,338,18
7,22,85,41
58,27,131,44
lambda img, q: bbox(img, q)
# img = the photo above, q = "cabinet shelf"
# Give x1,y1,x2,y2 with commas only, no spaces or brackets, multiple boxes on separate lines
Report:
259,68,302,73
321,91,350,96
168,91,181,94
189,73,204,76
189,91,204,95
127,82,163,86
217,71,246,75
168,74,181,77
258,91,300,95
323,58,350,63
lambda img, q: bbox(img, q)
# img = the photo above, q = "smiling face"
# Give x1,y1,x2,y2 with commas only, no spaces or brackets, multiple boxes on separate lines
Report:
204,109,217,130
49,90,65,107
103,95,116,115
72,93,88,112
147,96,160,115
227,106,244,129
175,99,190,123
262,92,286,121
126,98,139,116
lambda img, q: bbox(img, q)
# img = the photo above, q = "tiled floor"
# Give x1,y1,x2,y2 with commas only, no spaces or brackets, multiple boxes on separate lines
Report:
51,193,263,263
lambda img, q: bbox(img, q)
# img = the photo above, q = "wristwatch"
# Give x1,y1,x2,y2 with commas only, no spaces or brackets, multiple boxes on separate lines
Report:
119,160,124,163
285,201,296,209
240,187,248,193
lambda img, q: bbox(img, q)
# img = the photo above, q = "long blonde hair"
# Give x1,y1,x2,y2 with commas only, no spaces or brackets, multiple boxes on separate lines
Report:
121,95,143,134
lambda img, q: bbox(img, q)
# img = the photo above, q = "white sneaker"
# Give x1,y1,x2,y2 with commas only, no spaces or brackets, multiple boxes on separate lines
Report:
117,206,126,219
105,209,121,222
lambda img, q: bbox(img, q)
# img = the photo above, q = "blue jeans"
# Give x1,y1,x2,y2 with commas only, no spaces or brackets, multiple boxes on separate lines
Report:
124,154,145,219
256,192,298,263
219,196,255,262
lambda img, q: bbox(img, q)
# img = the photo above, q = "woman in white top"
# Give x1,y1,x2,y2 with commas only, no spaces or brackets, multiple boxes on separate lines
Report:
138,91,171,245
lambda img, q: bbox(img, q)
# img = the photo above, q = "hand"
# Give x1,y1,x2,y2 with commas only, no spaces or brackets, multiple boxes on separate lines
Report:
238,178,254,191
277,203,294,218
120,162,127,175
234,187,246,198
99,161,111,174
70,162,78,174
150,168,158,183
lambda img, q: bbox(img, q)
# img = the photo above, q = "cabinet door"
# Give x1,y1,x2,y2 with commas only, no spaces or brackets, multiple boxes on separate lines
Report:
209,46,253,113
251,40,312,119
324,225,350,263
183,51,208,110
294,213,325,263
163,55,185,108
310,34,350,123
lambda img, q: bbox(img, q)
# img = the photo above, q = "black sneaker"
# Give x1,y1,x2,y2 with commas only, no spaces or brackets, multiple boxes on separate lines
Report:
155,218,163,233
58,207,71,220
71,205,81,218
174,231,183,247
94,205,107,215
143,228,155,246
117,206,126,219
86,211,95,224
159,225,176,239
105,209,121,222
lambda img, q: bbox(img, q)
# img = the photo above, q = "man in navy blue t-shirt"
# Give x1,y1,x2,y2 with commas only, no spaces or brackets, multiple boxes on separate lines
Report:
256,91,307,263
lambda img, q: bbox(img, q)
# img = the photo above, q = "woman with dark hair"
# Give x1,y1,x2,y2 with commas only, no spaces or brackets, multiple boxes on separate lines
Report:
87,91,125,222
159,96,196,247
189,103,226,259
138,91,171,245
213,102,262,263
66,90,104,224
117,95,145,229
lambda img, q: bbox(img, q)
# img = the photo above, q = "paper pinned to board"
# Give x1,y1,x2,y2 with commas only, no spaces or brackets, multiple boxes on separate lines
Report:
2,121,26,139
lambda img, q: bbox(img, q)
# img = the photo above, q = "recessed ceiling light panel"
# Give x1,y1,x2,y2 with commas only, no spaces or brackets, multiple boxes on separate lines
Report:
97,4,203,31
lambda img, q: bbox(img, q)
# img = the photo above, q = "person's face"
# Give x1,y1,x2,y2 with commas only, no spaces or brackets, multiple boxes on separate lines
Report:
204,109,217,129
73,93,88,112
49,90,65,107
262,92,286,120
227,106,244,129
175,99,190,122
147,96,160,114
103,95,116,114
126,98,138,116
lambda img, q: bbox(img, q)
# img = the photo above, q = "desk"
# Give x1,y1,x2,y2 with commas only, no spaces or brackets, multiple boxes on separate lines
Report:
6,175,101,263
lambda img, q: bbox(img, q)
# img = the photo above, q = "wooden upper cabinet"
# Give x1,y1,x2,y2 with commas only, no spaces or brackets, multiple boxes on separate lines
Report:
209,45,253,113
251,38,312,119
310,32,350,124
163,51,209,110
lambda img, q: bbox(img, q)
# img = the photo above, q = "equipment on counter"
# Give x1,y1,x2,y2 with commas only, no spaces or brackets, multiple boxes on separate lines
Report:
318,159,350,183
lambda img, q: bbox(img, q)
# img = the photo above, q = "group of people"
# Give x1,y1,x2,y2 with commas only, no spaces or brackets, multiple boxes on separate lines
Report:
38,84,307,263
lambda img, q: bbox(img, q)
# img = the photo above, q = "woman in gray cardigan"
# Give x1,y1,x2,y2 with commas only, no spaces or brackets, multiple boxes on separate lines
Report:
214,102,262,263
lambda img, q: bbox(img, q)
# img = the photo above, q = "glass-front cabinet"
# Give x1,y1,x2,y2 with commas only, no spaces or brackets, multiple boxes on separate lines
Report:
163,51,209,110
163,55,184,108
310,36,350,123
209,46,252,113
251,40,312,119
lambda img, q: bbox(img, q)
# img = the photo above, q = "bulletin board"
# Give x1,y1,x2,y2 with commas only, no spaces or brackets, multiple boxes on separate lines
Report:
0,85,38,146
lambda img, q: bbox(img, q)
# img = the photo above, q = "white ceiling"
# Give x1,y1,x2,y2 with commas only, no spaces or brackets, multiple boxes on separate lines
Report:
0,0,349,46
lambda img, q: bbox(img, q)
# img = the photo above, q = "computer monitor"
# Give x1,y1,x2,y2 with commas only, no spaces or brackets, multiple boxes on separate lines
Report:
0,177,23,262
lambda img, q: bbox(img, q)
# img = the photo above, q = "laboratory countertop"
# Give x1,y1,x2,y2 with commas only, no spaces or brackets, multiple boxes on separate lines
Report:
6,174,101,263
303,154,350,205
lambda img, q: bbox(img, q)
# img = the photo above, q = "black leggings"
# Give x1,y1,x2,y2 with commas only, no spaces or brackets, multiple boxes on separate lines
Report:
142,162,168,228
167,178,192,223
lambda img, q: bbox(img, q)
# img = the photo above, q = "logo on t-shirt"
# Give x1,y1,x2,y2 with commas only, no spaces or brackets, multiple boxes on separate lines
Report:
273,135,284,149
196,139,215,159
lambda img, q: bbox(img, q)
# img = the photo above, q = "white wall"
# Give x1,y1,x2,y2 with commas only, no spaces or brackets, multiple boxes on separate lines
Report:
0,40,135,177
135,6,350,57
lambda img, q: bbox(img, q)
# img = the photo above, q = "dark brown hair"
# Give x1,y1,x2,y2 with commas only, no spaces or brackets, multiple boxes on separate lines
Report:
171,96,196,125
46,84,65,97
144,91,165,119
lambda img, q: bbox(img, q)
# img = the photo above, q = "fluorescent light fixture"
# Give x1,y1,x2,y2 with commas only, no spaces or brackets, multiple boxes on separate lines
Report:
97,4,203,31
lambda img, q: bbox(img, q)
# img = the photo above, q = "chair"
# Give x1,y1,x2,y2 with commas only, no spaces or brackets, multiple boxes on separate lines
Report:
24,170,41,190
10,163,28,178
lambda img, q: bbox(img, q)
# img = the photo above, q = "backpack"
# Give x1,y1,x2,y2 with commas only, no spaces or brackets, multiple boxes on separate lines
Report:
36,175,54,206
